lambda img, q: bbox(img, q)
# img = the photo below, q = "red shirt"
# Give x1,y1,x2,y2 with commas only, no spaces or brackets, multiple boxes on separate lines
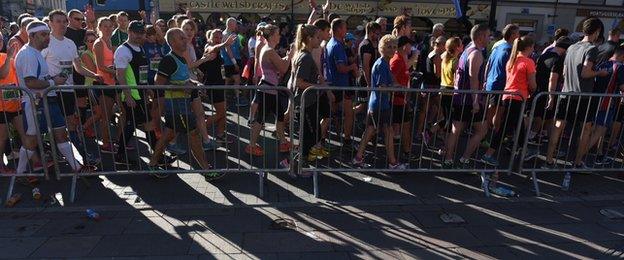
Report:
390,53,409,105
504,55,536,101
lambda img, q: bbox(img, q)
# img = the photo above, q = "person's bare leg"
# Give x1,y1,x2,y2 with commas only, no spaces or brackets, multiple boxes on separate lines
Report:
574,123,594,165
343,99,354,141
188,130,211,169
383,126,397,165
546,120,566,163
356,125,376,159
249,122,262,148
608,121,622,148
191,98,210,142
462,121,489,159
12,117,41,165
444,121,465,161
588,126,607,155
149,128,175,166
401,121,412,154
276,121,287,144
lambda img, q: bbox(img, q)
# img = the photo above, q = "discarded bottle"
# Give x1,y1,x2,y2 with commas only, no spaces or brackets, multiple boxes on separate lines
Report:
32,188,41,200
562,172,571,191
5,193,22,207
86,209,100,220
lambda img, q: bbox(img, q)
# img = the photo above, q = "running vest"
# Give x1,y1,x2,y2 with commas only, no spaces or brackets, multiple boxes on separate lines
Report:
122,42,148,101
453,43,485,106
164,52,191,99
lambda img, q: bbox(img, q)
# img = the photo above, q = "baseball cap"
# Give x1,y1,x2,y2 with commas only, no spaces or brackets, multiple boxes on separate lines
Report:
256,22,267,31
128,20,146,33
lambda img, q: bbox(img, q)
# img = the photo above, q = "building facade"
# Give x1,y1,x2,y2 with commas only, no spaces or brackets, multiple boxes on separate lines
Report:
1,0,66,20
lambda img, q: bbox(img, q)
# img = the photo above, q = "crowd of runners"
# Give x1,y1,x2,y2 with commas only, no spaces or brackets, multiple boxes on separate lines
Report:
1,0,623,196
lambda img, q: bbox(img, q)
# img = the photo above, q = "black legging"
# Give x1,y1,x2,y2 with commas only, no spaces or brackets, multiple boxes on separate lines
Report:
490,99,526,152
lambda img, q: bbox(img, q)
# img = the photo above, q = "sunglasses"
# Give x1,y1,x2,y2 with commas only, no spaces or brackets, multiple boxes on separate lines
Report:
72,17,85,22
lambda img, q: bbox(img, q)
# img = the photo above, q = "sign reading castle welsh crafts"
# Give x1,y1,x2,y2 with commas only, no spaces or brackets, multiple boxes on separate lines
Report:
175,0,475,18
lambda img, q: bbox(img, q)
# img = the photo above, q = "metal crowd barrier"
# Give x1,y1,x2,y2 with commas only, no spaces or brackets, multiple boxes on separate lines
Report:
37,85,294,202
3,86,50,201
296,86,527,197
520,92,624,195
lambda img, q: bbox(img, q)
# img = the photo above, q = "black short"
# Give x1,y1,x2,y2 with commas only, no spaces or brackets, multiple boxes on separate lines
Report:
616,104,624,123
123,101,151,126
452,104,486,123
205,89,226,104
487,94,503,108
440,94,453,119
332,89,354,103
75,89,89,98
530,94,556,119
59,91,77,116
392,105,413,124
367,109,391,129
250,91,287,124
95,88,120,99
0,111,20,124
224,59,242,78
555,96,599,124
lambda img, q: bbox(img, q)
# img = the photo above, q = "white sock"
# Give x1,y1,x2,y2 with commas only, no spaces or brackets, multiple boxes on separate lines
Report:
57,142,81,171
16,147,35,174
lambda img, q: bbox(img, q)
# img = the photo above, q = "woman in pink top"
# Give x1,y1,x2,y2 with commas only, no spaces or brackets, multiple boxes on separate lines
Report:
481,36,536,191
93,17,118,153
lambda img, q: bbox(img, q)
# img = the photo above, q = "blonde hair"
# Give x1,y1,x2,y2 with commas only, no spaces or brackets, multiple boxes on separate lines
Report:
294,24,318,52
181,19,197,34
96,17,112,37
378,34,397,50
258,24,279,40
206,29,222,45
442,37,462,63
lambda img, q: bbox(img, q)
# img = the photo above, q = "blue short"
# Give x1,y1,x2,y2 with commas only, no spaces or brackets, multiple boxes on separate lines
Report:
595,108,617,127
23,98,66,135
163,98,196,133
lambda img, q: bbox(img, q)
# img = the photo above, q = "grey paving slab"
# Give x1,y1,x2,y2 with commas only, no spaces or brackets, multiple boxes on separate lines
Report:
454,246,519,260
33,217,131,237
30,236,102,258
0,219,49,237
536,223,624,243
348,249,405,260
88,234,193,257
123,216,188,234
241,231,335,253
189,232,243,255
277,252,351,260
198,253,278,260
416,227,484,249
0,237,47,259
329,229,428,252
400,248,465,259
505,242,609,259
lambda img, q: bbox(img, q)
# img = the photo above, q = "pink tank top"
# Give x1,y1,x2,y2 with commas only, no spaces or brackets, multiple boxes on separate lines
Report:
260,48,280,87
96,38,115,85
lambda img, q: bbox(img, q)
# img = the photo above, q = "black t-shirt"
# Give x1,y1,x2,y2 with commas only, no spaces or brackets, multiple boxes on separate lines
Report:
550,55,565,91
358,39,376,86
65,27,87,85
535,51,561,93
198,53,225,85
596,40,618,66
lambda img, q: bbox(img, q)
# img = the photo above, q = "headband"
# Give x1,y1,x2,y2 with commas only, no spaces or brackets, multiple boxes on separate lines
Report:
27,25,50,34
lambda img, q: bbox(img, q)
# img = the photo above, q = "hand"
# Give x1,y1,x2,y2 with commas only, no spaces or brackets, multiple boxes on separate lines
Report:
322,0,330,12
126,97,136,108
471,102,480,114
185,8,192,18
598,70,610,77
309,0,317,9
546,97,555,111
84,4,96,24
139,10,146,21
225,35,236,46
203,52,217,61
53,75,67,85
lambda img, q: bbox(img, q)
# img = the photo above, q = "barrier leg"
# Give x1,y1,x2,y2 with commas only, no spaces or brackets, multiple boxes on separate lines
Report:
531,171,540,196
69,175,77,203
480,172,491,197
6,176,15,201
313,172,319,198
258,172,264,198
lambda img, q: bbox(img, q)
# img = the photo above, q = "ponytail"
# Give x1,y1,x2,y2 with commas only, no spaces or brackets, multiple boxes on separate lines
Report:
293,24,319,67
506,36,535,72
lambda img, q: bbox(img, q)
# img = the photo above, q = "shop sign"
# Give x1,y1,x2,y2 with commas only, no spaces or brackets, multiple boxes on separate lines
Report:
577,9,624,18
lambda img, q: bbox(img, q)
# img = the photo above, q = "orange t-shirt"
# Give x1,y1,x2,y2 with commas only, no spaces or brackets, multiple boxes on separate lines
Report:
504,55,536,101
0,53,21,112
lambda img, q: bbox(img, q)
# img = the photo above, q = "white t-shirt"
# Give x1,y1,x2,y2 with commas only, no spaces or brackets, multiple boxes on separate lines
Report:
248,37,256,58
15,44,57,100
41,36,78,92
114,42,142,70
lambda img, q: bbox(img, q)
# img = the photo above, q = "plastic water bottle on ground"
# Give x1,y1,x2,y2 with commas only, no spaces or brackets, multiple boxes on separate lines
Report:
32,188,41,200
86,209,100,220
562,172,571,191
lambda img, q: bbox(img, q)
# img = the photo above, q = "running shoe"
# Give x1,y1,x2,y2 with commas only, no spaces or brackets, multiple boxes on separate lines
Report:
442,160,454,169
216,134,233,144
541,161,556,169
489,186,517,197
459,157,471,166
279,158,290,169
389,162,408,170
76,164,97,174
522,147,539,162
480,154,499,167
158,155,177,167
203,172,226,181
310,146,329,159
167,142,187,155
202,139,219,151
401,152,419,162
594,155,613,166
245,145,264,156
100,143,117,154
351,156,370,168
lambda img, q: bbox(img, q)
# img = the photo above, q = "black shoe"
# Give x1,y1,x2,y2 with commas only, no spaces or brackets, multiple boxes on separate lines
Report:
158,155,177,166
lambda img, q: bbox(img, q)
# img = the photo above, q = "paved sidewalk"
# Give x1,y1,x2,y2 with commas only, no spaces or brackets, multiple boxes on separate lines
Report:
1,170,624,259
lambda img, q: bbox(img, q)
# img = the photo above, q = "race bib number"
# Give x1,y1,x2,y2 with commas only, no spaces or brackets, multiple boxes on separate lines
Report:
59,60,73,77
150,57,161,71
2,89,19,100
139,65,149,84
